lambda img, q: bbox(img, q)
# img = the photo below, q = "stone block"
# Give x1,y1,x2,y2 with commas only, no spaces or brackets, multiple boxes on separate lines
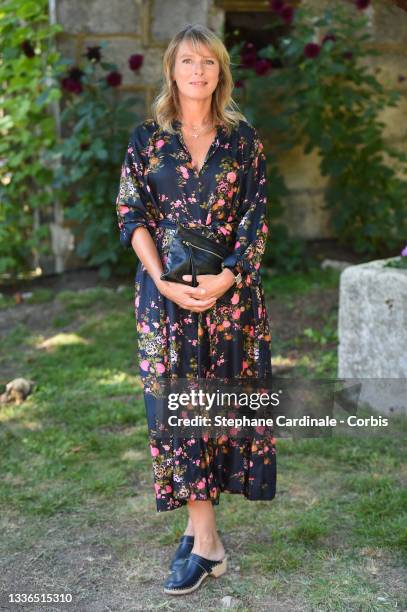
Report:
151,0,209,42
56,0,141,35
372,1,407,44
338,257,407,378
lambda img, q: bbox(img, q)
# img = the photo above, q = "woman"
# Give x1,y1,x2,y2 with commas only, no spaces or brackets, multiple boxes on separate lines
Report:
115,23,277,595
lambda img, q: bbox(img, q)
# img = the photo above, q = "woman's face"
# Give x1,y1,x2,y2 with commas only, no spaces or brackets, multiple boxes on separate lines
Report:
172,39,220,106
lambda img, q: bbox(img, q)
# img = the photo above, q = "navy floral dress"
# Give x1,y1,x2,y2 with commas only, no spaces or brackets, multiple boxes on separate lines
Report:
115,117,277,512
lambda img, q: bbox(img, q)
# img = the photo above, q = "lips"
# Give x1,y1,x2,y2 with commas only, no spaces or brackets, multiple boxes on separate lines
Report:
190,81,207,85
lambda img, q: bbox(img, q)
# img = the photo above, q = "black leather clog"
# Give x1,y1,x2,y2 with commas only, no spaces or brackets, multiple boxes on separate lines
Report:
169,535,194,573
164,552,227,595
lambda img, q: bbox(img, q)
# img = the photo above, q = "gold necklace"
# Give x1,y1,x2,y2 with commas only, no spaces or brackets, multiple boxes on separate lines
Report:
180,120,215,139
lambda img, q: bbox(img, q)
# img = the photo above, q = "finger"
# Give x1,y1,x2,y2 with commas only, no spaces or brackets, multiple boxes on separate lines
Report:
185,298,215,308
185,286,206,296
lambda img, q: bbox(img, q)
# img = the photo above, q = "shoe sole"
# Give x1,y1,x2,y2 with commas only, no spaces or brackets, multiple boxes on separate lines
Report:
164,557,227,595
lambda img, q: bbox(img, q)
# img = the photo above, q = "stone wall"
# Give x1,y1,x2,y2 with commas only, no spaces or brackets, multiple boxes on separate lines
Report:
54,0,407,242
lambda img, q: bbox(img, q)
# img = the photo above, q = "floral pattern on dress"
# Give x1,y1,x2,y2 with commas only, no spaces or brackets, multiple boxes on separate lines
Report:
115,118,276,512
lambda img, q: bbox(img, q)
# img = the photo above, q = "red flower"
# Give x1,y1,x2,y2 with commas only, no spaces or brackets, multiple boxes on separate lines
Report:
129,54,144,71
304,43,321,59
21,40,35,58
280,5,294,24
355,0,370,9
84,46,102,62
241,46,257,69
106,71,122,87
61,66,84,94
254,58,273,76
61,77,83,94
269,0,284,12
322,33,336,44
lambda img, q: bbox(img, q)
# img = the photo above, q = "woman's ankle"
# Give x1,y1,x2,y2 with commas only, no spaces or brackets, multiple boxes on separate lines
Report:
183,519,194,537
192,533,225,560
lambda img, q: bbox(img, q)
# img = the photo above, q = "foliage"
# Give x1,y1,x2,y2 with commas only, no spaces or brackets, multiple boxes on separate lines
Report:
383,245,407,269
233,1,407,268
2,0,407,278
0,0,64,276
48,43,143,279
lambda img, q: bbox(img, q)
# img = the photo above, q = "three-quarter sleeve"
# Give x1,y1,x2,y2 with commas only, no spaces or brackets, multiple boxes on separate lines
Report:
115,123,155,248
221,128,268,285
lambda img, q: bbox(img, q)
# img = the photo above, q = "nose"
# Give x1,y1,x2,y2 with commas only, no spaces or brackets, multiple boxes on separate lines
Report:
192,60,205,74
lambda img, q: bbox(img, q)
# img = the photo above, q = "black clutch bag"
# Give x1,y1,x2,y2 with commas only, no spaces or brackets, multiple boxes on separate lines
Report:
160,223,233,287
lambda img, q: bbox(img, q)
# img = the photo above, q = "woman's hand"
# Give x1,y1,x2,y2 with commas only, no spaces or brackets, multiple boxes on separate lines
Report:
156,278,217,312
182,269,236,300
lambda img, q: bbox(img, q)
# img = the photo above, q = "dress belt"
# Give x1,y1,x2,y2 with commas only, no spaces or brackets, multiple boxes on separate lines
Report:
155,218,233,231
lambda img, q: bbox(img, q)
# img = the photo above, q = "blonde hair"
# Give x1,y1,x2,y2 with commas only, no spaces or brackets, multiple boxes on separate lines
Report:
151,23,247,137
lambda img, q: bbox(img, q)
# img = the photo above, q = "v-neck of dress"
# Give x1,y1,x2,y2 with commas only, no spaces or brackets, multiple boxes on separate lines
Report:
172,119,223,178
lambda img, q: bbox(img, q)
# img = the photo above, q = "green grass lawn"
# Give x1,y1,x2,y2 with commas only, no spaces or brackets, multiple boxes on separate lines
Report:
0,273,406,611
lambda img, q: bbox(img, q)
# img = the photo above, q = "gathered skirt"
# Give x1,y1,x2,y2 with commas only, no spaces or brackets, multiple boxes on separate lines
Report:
135,230,277,512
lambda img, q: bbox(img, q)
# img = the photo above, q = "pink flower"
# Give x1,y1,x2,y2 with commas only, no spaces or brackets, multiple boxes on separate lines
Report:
140,360,150,371
135,296,140,307
150,445,160,456
223,320,231,328
217,198,225,206
232,309,241,320
197,480,206,490
227,171,237,183
119,205,129,214
165,485,172,493
156,139,165,149
231,293,240,305
141,323,150,333
180,166,189,179
156,363,166,374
